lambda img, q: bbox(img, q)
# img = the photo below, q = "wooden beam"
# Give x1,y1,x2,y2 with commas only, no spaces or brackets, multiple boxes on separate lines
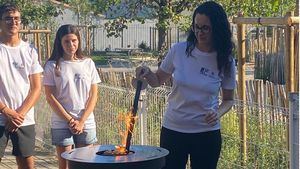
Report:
19,29,51,33
232,16,299,26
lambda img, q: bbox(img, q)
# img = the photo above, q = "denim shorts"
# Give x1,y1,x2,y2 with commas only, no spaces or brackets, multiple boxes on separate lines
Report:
51,128,97,146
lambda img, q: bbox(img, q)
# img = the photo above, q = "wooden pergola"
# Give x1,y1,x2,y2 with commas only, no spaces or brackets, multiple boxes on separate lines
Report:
232,11,299,167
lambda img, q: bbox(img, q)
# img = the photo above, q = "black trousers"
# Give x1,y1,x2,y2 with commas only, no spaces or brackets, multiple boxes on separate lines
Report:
160,127,222,169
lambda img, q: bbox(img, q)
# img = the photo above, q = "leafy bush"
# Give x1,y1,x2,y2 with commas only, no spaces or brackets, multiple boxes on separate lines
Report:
138,41,151,52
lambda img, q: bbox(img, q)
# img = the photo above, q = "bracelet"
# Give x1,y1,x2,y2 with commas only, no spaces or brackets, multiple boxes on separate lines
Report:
0,105,7,112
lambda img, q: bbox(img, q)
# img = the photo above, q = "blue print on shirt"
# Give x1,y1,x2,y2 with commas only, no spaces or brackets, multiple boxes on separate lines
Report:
200,67,217,79
200,67,209,76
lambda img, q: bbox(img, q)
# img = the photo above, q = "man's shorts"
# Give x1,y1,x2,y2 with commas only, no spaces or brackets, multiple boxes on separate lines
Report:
0,125,35,158
51,128,97,146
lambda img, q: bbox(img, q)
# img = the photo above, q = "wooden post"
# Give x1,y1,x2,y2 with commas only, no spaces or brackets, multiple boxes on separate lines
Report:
295,28,299,92
276,27,280,54
256,27,260,52
166,29,169,49
46,33,51,59
169,28,172,49
263,27,267,54
271,27,275,53
38,33,43,61
284,12,295,93
284,12,295,151
34,33,38,50
294,0,299,92
290,26,295,91
177,27,180,43
34,26,41,63
237,13,247,166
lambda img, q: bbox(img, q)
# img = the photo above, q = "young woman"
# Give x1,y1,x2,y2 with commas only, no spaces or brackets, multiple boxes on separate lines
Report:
43,24,101,169
135,1,236,169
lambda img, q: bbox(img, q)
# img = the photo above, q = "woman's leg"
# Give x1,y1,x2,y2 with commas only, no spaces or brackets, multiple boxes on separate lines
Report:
51,128,74,169
189,130,222,169
56,145,73,169
160,127,189,169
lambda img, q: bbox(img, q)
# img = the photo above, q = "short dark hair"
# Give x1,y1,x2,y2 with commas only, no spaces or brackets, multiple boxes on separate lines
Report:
0,3,20,19
186,1,234,73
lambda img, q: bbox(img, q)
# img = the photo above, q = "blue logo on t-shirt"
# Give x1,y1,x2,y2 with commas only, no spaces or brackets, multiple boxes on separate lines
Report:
13,61,24,69
200,67,217,79
200,67,209,76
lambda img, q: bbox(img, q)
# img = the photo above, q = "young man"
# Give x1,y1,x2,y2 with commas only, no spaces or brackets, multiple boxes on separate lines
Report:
0,3,43,169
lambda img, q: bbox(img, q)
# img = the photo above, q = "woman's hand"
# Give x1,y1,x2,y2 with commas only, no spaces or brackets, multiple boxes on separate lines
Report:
69,119,84,134
69,119,83,134
74,120,84,134
205,111,219,126
136,66,150,79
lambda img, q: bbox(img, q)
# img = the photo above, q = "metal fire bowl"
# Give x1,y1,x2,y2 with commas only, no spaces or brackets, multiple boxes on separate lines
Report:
61,144,169,169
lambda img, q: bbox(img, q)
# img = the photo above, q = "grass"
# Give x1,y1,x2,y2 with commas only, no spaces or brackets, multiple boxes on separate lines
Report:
91,53,158,67
91,55,109,65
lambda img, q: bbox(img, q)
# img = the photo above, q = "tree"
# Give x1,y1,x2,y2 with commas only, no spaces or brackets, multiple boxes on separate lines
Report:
143,0,199,51
57,0,296,54
0,0,61,28
57,0,92,25
216,0,296,17
58,0,119,25
94,0,200,51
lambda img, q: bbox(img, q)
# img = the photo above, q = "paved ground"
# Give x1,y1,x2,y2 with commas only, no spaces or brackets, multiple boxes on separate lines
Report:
0,142,58,169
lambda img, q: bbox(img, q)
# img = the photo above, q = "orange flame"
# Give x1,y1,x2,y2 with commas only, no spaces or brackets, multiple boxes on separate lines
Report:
115,111,138,154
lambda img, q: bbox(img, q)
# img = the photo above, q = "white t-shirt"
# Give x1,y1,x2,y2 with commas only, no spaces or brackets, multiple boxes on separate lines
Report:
160,42,236,133
43,58,101,129
0,40,43,126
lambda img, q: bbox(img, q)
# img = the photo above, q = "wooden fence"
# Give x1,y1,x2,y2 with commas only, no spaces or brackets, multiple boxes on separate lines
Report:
19,29,51,65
